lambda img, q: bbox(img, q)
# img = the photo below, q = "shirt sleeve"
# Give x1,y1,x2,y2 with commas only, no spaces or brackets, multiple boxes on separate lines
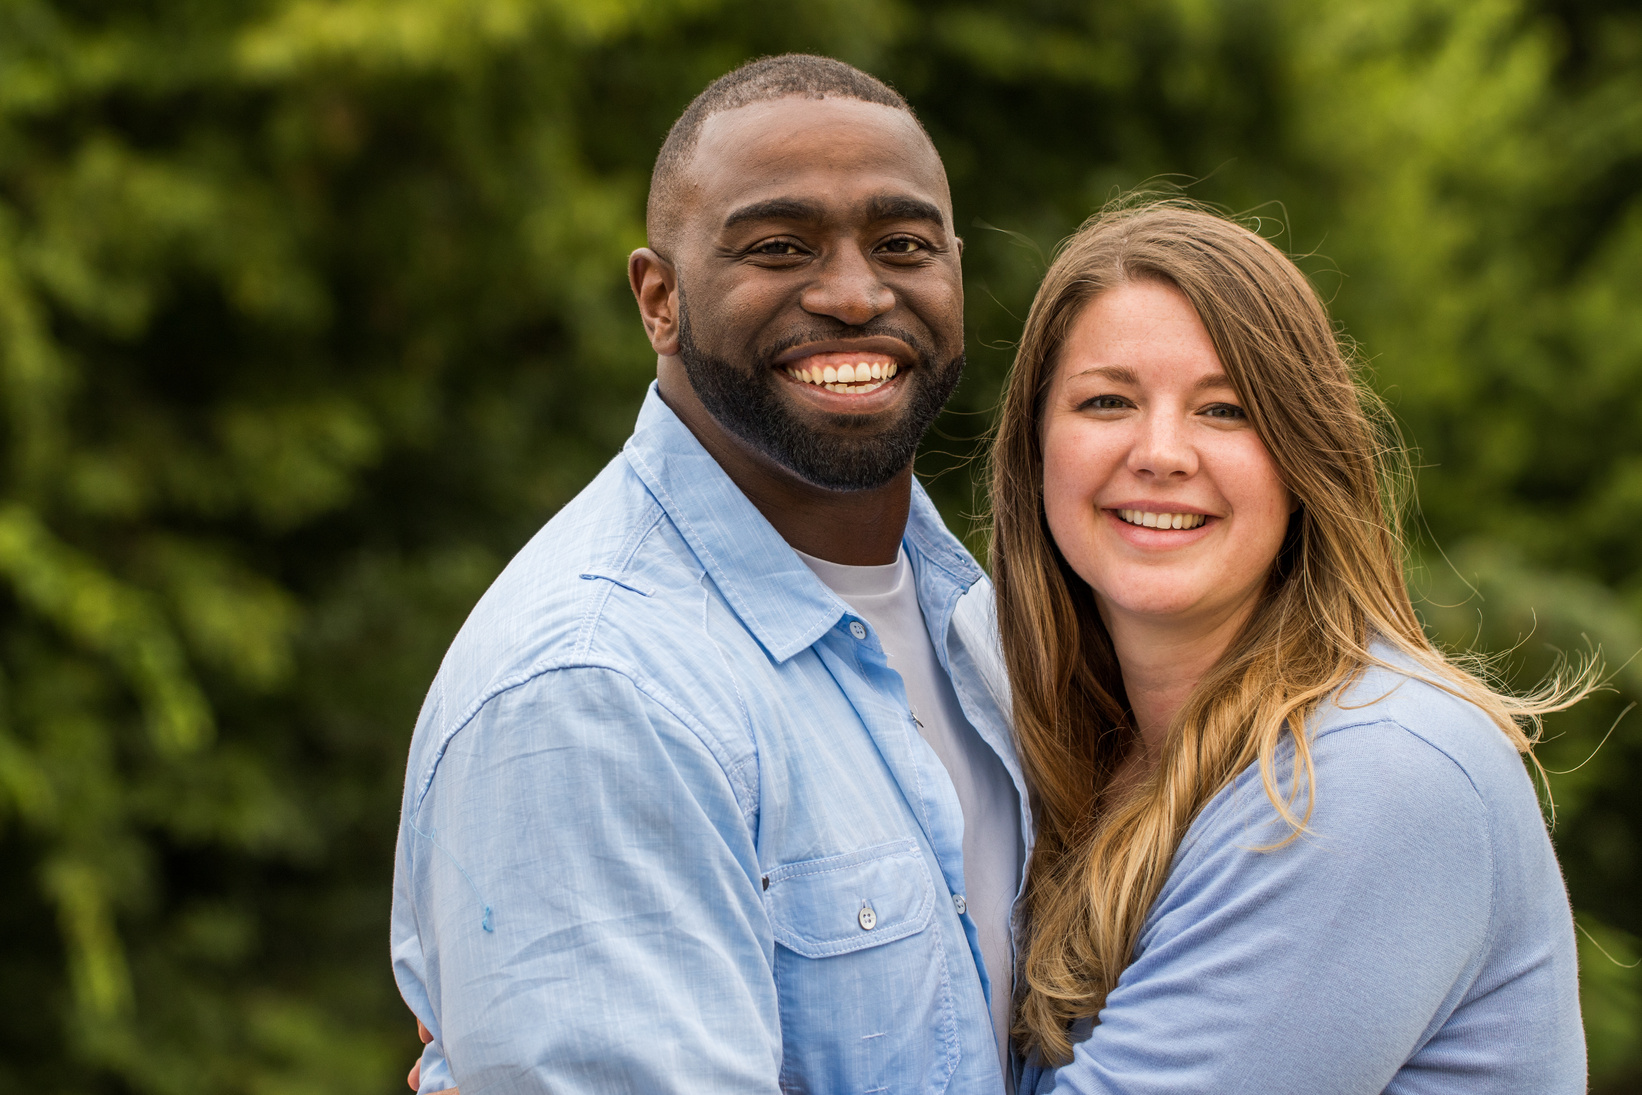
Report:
393,665,780,1095
1041,719,1495,1095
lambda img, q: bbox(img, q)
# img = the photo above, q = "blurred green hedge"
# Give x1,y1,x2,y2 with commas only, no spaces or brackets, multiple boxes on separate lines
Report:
0,0,1638,1091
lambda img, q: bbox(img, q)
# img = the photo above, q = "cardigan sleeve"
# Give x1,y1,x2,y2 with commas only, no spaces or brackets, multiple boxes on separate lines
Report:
1039,718,1495,1095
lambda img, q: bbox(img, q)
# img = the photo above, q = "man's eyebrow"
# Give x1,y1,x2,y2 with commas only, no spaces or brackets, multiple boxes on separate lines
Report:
866,195,946,229
722,198,826,230
721,194,948,232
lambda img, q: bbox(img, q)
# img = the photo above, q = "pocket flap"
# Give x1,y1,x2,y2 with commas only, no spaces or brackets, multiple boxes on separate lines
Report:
764,839,936,959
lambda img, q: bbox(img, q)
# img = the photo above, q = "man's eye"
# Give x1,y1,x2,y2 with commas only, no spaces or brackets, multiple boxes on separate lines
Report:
753,241,804,256
879,237,923,255
1201,403,1247,419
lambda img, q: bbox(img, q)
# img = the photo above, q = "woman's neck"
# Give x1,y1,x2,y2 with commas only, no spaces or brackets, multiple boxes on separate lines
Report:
1103,600,1257,764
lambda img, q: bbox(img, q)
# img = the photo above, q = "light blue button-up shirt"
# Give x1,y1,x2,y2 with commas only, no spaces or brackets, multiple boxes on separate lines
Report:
392,384,1032,1094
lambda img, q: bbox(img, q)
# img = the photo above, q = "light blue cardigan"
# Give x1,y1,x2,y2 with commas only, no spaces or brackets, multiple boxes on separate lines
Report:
1022,651,1584,1094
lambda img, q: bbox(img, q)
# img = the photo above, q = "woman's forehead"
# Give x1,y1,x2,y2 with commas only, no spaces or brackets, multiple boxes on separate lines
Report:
1053,282,1226,389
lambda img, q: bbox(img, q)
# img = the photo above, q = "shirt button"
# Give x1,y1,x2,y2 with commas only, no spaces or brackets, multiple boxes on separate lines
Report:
849,621,867,640
858,905,877,931
953,894,967,915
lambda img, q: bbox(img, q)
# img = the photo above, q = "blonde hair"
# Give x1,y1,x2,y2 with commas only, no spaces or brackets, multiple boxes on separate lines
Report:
989,199,1591,1064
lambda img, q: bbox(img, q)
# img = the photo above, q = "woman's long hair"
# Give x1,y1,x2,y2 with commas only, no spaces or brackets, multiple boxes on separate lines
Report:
991,199,1592,1064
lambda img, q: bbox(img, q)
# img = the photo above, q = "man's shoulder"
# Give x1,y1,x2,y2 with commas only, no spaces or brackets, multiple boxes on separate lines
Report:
408,450,763,778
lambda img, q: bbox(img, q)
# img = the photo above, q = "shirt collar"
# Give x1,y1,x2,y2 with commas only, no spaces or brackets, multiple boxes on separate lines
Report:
902,472,985,592
622,383,982,662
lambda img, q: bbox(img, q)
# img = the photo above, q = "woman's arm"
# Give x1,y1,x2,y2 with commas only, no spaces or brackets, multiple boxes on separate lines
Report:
1041,718,1499,1095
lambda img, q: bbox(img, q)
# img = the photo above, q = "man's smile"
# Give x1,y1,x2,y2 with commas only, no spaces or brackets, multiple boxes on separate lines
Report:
783,351,900,393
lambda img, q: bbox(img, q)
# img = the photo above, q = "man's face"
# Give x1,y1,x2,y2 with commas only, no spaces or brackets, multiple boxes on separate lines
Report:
669,96,965,491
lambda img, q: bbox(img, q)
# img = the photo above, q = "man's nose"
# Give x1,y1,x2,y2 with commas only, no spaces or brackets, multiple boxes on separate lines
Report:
1128,410,1198,479
799,246,895,326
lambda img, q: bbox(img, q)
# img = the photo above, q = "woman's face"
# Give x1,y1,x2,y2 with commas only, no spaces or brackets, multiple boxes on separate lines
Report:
1040,279,1293,640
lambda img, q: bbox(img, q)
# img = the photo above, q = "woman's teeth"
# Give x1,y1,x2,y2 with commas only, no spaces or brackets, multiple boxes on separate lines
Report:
785,361,897,394
1118,509,1207,530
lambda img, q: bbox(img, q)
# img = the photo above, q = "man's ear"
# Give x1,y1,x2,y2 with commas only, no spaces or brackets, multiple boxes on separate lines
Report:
629,248,680,356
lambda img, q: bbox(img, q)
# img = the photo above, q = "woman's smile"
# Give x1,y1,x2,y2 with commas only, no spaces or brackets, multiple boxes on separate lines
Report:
1112,508,1209,531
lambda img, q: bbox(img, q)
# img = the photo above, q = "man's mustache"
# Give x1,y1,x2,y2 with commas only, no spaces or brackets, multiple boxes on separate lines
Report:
756,323,934,367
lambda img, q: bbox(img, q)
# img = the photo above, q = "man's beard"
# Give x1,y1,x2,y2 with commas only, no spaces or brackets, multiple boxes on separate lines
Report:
676,301,963,492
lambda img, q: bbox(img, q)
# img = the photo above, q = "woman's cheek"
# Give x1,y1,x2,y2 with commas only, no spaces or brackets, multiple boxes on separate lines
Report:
1221,441,1291,557
1040,478,1101,584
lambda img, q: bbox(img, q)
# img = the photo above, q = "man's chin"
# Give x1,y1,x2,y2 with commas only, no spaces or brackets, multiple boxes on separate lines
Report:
740,374,957,491
744,421,919,493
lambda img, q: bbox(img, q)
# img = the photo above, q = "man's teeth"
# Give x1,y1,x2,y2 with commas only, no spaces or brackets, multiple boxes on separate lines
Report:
785,361,898,393
1118,509,1207,530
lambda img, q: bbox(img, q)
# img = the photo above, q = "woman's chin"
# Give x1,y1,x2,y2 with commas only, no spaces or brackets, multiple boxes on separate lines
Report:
1095,592,1213,626
1092,583,1262,637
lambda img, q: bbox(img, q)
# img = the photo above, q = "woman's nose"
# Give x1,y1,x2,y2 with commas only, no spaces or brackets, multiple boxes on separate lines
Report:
1128,411,1197,479
800,248,895,327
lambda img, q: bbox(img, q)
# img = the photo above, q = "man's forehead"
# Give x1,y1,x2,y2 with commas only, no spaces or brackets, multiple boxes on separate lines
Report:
686,96,950,222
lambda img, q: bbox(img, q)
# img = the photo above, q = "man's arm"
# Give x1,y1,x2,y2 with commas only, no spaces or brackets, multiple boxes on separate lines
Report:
393,665,780,1094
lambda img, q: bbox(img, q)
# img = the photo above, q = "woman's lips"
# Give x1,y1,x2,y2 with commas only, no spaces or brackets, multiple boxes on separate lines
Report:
1114,508,1207,530
1105,507,1218,545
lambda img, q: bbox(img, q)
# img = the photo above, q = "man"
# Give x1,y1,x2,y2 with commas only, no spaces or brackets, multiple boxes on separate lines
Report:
392,54,1029,1094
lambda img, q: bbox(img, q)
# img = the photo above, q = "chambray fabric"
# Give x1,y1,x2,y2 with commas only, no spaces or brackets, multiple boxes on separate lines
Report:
1020,654,1585,1095
392,383,1031,1095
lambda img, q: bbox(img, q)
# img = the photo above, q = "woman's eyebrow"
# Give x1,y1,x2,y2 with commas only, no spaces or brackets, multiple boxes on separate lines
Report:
1066,365,1140,385
1063,367,1234,391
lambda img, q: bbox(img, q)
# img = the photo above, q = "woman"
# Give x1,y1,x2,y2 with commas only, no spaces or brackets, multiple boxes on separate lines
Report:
991,201,1590,1093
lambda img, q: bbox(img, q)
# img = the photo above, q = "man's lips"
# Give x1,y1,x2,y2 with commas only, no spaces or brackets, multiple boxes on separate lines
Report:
776,340,913,397
773,336,913,367
784,352,899,392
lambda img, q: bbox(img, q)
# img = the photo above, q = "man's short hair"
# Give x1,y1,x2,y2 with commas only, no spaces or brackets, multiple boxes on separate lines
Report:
646,54,924,255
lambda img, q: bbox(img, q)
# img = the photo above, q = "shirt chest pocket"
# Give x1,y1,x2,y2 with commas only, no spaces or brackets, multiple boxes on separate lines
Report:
764,839,958,1094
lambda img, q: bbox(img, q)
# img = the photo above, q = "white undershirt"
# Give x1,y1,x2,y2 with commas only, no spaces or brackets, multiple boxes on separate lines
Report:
796,548,1023,1075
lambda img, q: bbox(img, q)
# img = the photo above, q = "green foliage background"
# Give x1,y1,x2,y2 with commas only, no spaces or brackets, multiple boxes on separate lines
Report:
0,0,1638,1090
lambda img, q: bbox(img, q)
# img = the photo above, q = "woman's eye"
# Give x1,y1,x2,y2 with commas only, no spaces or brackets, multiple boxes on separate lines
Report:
1082,395,1131,411
1200,402,1247,420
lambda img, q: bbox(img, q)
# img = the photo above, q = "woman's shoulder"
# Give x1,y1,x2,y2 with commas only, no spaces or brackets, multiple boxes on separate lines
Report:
1311,648,1535,812
1180,648,1544,879
1116,652,1578,1095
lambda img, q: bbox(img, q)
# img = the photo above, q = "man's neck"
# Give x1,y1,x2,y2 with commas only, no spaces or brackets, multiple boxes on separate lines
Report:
657,358,911,565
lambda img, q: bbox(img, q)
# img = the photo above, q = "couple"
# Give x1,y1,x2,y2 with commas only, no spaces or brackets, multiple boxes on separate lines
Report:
391,54,1587,1094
